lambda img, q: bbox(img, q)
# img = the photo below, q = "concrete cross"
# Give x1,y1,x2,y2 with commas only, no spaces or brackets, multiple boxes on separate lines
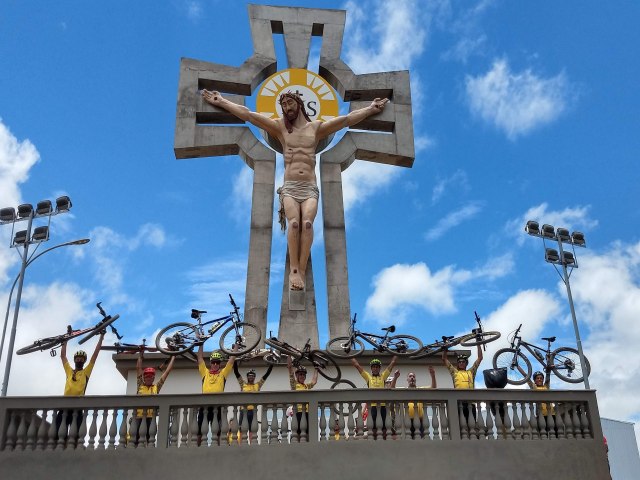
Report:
174,4,414,348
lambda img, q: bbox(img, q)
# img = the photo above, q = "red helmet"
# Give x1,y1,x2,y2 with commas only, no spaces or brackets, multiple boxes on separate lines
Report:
143,367,156,376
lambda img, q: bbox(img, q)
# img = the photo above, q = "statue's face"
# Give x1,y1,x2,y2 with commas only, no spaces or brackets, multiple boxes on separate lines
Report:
281,97,300,121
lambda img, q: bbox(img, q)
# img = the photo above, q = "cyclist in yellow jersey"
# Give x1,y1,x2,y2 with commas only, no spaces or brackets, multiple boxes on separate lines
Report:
287,356,318,437
351,356,397,437
56,331,105,438
443,345,482,421
525,369,554,419
196,342,236,446
233,362,273,443
134,350,175,445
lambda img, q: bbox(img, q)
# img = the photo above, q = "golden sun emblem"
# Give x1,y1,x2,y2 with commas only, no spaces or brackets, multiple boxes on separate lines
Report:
256,68,339,122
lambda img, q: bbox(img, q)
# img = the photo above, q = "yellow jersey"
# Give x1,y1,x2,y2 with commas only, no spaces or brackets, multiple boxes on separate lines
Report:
63,359,95,396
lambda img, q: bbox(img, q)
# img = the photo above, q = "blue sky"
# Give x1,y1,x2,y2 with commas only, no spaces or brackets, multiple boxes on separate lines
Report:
1,0,639,442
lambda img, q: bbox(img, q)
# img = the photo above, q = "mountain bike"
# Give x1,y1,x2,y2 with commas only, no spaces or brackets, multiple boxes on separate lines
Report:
264,337,341,382
101,339,197,363
325,314,423,358
154,294,260,356
17,302,122,356
410,311,500,359
492,324,591,385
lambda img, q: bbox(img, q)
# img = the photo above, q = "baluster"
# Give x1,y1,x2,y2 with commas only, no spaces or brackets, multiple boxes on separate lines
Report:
279,405,289,444
485,403,494,440
236,406,245,446
546,407,556,440
579,403,590,439
130,417,140,448
56,410,68,449
502,403,512,439
425,403,434,440
519,402,530,440
179,407,189,446
189,406,200,446
458,403,469,440
527,402,538,440
242,407,251,445
554,403,566,439
269,405,279,445
259,405,268,446
355,404,364,440
438,403,449,440
25,410,38,450
250,407,260,446
148,409,157,447
338,405,346,441
5,411,18,451
67,410,79,449
475,403,486,440
118,410,129,448
228,406,237,445
347,404,356,441
97,409,108,449
169,408,179,447
366,404,374,441
537,404,547,439
384,403,393,440
220,406,230,446
493,403,504,439
291,405,300,443
299,406,308,443
318,403,327,441
512,402,521,440
138,412,148,449
77,409,88,449
107,408,118,449
560,403,572,439
36,409,48,451
331,404,341,441
15,411,27,450
87,409,99,450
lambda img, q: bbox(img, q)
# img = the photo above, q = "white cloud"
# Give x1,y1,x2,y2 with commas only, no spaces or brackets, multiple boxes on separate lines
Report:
431,169,469,205
185,1,202,22
506,202,598,246
425,201,483,240
342,160,403,213
465,59,572,140
442,34,487,63
365,255,512,324
185,257,247,312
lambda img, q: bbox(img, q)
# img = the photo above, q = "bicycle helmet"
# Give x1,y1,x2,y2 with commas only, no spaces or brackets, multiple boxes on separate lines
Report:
295,365,307,374
74,350,87,360
143,367,156,376
210,351,223,361
369,358,382,366
533,371,545,380
456,354,469,363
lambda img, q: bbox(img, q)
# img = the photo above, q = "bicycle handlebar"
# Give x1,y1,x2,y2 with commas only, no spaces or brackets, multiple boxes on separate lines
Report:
96,302,106,317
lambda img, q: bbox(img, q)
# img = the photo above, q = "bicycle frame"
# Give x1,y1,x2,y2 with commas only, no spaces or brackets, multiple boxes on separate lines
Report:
190,313,235,342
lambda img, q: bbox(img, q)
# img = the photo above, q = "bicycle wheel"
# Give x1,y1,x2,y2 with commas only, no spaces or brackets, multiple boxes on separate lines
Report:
78,314,120,345
385,335,423,356
460,331,501,347
264,337,300,357
551,347,591,383
307,350,341,382
326,336,365,358
17,336,65,355
330,379,359,414
264,351,287,365
155,322,199,355
219,322,261,356
493,348,531,385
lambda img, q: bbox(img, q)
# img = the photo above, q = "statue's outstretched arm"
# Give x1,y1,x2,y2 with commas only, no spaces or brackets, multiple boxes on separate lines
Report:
317,98,388,138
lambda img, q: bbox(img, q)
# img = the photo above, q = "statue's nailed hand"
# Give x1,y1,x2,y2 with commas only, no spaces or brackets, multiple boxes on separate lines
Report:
371,98,389,111
202,89,223,106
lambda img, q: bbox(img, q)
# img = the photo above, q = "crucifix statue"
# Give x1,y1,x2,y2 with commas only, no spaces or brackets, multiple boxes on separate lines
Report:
202,90,388,291
174,4,414,348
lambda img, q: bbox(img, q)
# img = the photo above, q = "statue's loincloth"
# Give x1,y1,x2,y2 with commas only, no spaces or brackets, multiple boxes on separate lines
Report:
276,181,320,231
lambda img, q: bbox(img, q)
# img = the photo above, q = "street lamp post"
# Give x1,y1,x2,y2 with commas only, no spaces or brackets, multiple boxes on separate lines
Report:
0,197,85,396
525,221,590,389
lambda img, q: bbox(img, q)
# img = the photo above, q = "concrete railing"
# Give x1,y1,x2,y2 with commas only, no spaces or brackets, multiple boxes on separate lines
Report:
0,388,603,450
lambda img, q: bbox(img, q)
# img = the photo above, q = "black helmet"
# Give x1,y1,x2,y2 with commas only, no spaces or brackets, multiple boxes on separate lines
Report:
295,365,307,374
533,371,545,380
456,354,469,363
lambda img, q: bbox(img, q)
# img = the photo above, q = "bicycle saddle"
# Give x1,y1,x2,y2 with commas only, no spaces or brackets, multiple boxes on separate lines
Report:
382,325,396,333
541,336,556,343
191,309,207,319
442,336,454,342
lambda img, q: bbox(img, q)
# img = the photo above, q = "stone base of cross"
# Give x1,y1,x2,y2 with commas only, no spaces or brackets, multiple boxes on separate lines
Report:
174,4,414,349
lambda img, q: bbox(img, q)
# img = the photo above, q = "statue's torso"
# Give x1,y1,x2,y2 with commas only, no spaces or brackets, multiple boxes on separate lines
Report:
281,121,319,184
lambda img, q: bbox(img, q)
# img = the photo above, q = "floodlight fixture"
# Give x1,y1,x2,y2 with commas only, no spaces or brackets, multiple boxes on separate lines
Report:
55,196,72,213
544,248,560,264
562,251,575,265
31,226,50,243
525,220,540,236
17,204,33,219
13,230,27,246
541,224,555,239
556,227,571,243
0,208,16,223
35,200,53,216
571,231,585,247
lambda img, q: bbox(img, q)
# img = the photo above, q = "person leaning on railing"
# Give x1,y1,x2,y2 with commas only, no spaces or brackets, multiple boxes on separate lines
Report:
288,356,319,436
134,349,175,445
442,345,482,421
522,367,556,430
404,366,437,438
56,330,105,438
233,361,273,444
196,343,236,446
350,356,398,438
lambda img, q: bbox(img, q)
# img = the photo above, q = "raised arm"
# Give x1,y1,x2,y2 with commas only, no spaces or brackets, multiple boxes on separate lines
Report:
309,366,319,387
287,354,294,376
202,90,281,138
428,366,437,389
158,356,175,385
61,340,68,366
262,364,274,382
389,369,400,388
317,98,388,138
442,348,452,368
233,361,242,381
89,331,105,366
136,350,144,378
350,357,364,374
388,356,398,372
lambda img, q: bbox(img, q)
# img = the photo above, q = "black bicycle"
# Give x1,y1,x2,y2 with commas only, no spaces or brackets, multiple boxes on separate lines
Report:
264,337,341,382
493,324,591,385
154,294,260,357
101,338,198,364
411,311,500,359
325,314,423,358
17,303,121,356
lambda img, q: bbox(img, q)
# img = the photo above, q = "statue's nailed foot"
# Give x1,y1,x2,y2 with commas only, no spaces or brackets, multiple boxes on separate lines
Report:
289,270,305,291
